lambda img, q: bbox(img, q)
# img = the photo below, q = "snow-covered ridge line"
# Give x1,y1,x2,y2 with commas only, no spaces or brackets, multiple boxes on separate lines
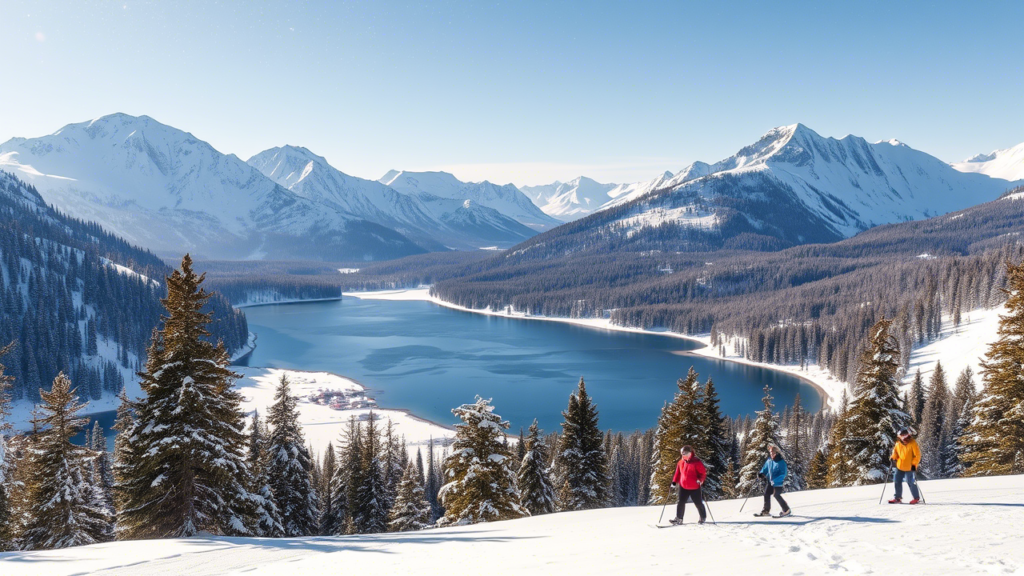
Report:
342,288,838,408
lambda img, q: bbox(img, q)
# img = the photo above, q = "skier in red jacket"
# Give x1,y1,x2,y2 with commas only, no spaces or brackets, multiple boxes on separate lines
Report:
669,445,707,525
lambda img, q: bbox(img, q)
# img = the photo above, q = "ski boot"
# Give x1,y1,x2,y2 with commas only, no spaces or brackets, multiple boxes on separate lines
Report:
753,510,772,517
776,509,792,518
908,498,921,505
888,498,902,504
669,517,684,525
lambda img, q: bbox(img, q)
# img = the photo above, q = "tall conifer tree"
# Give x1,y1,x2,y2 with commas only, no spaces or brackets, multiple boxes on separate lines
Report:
785,393,809,491
0,342,13,549
555,378,610,510
115,255,256,538
248,412,284,537
438,397,526,525
388,461,431,532
919,362,950,478
267,374,318,536
964,259,1024,475
21,373,113,549
738,385,781,492
353,411,389,533
845,318,910,484
649,368,702,503
699,377,730,498
517,419,556,515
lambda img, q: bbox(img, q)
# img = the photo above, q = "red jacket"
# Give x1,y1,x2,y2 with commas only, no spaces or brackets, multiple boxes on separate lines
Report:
671,455,707,490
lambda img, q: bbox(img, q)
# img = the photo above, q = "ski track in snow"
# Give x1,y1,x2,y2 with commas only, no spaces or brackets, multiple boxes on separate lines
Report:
2,475,1021,575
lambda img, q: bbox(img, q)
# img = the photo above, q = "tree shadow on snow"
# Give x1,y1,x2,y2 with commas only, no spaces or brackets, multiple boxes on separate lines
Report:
714,515,898,526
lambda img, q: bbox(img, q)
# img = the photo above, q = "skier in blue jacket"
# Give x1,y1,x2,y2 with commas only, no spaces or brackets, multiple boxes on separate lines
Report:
754,444,791,517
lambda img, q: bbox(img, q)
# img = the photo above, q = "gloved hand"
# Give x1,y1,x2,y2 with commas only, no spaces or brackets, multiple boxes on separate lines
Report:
890,458,897,467
911,465,917,472
671,483,677,489
757,472,766,480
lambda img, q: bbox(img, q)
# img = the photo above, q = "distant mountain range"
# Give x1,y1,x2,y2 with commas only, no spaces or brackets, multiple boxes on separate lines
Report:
952,141,1024,181
503,124,1019,258
1,114,1021,262
0,114,556,260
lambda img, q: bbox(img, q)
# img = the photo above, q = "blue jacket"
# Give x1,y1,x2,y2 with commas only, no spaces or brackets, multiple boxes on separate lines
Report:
759,455,788,487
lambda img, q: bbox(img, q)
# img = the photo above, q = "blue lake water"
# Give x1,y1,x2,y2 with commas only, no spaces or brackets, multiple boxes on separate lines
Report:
234,297,822,433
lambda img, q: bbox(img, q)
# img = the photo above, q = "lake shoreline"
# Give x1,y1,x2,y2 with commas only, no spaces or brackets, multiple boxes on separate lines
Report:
342,287,839,411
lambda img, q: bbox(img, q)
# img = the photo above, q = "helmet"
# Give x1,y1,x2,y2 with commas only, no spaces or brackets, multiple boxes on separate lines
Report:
898,428,912,438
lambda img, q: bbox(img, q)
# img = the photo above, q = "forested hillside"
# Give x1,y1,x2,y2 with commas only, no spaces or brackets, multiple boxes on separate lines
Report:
0,170,247,403
339,187,1024,386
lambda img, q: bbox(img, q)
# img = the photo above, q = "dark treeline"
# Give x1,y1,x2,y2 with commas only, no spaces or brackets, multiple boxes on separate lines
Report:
0,170,247,403
425,188,1024,386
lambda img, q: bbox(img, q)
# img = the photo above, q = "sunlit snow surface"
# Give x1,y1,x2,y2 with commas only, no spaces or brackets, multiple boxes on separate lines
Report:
3,475,1021,575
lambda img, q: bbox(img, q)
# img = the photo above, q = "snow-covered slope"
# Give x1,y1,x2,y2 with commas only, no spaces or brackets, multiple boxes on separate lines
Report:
952,141,1024,182
0,114,424,261
380,170,560,231
583,124,1016,248
5,474,1021,575
519,176,619,221
250,147,537,249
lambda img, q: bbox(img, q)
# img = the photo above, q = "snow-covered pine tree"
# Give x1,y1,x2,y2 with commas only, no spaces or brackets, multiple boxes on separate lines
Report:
353,411,390,533
115,255,256,539
424,437,441,520
738,384,781,493
919,362,950,478
844,317,911,484
720,460,740,499
944,368,977,477
517,419,555,515
698,377,730,498
649,368,702,504
267,374,318,536
330,416,361,534
807,449,829,489
382,419,404,510
111,389,140,539
317,442,337,535
908,369,925,427
248,412,283,537
21,372,113,549
438,397,527,525
89,421,114,514
555,378,610,510
0,342,14,550
388,461,431,532
784,393,808,491
415,448,424,482
964,259,1024,476
826,390,857,487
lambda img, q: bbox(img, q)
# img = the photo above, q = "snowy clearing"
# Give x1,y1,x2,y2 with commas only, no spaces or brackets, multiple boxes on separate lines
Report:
3,474,1021,575
235,367,453,456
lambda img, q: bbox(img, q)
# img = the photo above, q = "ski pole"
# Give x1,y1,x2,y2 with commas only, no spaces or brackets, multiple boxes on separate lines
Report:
878,466,892,505
739,477,761,513
658,495,670,524
701,485,716,525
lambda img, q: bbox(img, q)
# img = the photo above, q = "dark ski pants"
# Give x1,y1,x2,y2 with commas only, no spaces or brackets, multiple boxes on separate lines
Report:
676,486,706,521
893,469,920,500
763,484,789,513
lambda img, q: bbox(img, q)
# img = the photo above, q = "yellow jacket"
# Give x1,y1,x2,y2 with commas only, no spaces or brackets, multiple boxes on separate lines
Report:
890,438,921,472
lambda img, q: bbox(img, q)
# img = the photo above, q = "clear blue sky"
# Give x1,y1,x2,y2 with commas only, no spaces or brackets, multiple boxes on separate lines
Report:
2,0,1022,186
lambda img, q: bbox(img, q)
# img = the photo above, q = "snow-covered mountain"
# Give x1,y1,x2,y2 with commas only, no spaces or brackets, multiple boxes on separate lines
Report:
952,141,1024,182
249,146,538,249
592,124,1015,243
379,170,560,231
519,176,619,221
0,114,424,261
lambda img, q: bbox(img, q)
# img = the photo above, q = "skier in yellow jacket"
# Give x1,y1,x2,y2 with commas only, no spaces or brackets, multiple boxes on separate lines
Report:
888,428,922,504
